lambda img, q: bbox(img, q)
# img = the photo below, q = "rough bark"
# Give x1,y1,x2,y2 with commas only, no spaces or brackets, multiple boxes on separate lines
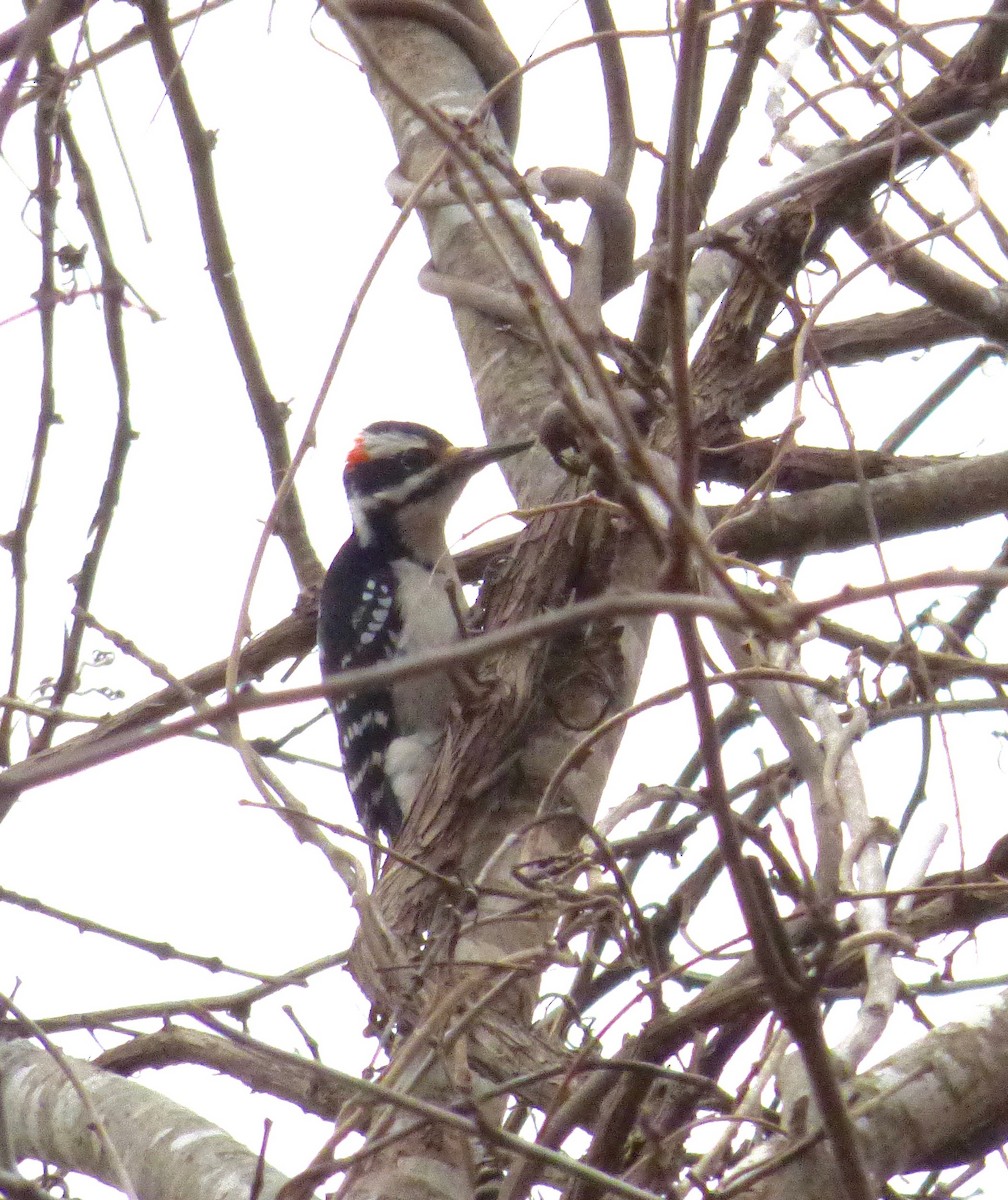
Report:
731,992,1008,1199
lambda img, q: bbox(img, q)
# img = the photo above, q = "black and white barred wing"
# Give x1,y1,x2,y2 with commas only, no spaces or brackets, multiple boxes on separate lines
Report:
318,537,404,839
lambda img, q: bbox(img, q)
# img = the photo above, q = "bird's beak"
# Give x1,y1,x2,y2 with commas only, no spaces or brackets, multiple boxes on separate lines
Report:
448,436,535,478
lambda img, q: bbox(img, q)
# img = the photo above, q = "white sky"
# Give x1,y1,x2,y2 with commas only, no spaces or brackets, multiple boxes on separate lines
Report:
2,2,1008,1195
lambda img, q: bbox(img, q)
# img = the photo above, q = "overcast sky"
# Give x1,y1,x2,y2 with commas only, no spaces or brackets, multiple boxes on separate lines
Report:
2,2,1008,1195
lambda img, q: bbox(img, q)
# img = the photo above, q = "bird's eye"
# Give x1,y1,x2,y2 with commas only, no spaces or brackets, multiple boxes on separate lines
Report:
398,449,434,473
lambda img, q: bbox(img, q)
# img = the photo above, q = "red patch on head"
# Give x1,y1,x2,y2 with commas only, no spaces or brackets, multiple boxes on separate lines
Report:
346,434,370,466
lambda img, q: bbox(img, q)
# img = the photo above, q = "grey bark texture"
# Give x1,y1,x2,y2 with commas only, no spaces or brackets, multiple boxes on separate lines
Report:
0,1039,288,1200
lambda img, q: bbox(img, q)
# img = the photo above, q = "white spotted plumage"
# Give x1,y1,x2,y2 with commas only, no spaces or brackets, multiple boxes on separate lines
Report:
318,420,532,846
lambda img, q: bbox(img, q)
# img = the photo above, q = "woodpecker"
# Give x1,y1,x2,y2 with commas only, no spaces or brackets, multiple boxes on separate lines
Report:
318,420,533,845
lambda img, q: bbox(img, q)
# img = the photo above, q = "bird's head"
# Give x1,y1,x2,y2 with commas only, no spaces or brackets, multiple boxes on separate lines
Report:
344,420,532,556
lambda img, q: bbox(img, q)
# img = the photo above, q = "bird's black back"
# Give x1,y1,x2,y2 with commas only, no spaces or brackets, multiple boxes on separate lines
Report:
318,532,404,839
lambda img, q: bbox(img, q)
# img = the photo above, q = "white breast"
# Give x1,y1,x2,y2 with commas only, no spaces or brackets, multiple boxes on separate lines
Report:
389,558,465,734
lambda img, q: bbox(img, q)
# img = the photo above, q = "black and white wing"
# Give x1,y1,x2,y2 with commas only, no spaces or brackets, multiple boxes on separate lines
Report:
318,534,404,839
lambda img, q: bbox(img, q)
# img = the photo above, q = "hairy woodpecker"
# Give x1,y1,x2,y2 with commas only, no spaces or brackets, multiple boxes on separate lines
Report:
318,420,533,843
